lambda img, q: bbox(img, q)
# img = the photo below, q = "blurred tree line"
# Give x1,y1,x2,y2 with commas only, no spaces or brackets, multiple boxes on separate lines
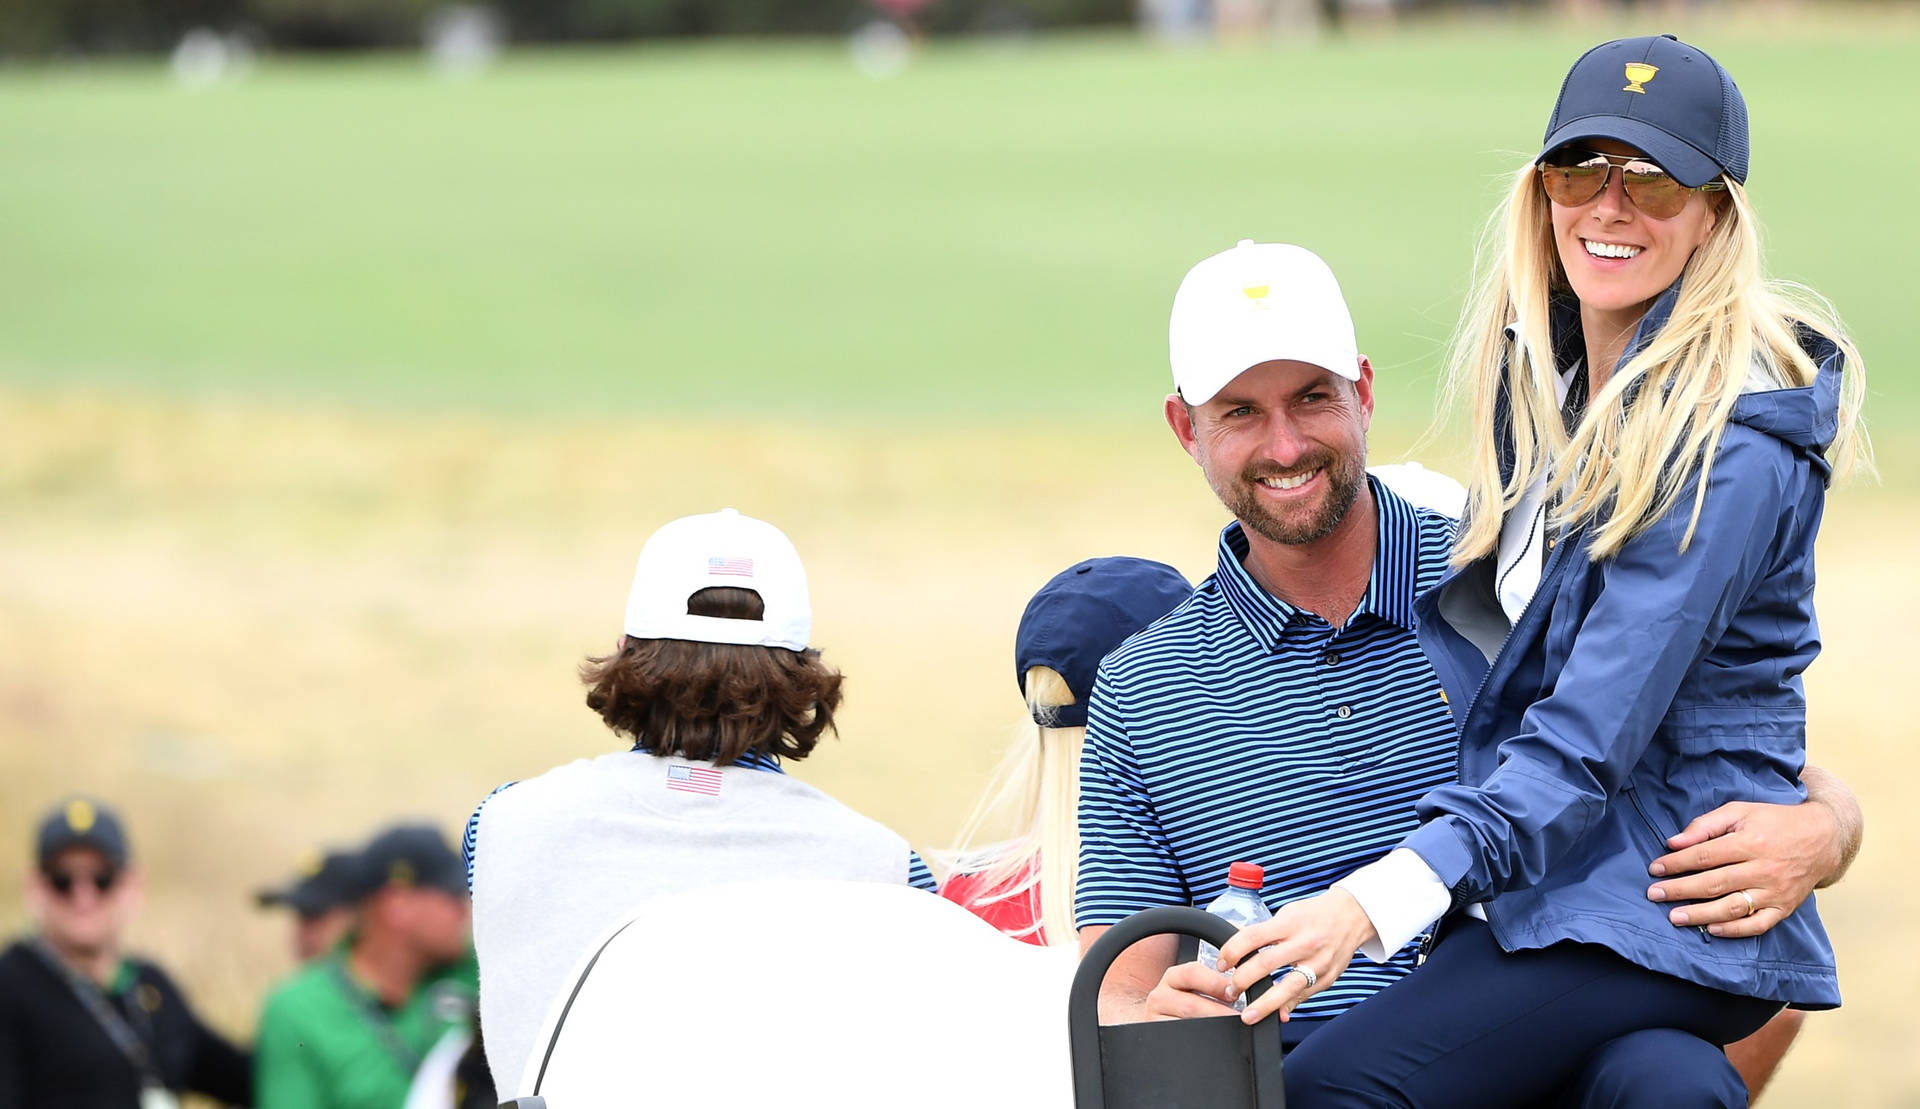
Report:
0,0,1133,54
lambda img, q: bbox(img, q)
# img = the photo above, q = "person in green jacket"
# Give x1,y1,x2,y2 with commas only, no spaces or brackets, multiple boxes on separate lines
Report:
254,825,492,1109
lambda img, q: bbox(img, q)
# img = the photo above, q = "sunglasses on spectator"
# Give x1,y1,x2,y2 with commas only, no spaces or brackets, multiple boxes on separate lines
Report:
45,868,119,896
1537,150,1727,220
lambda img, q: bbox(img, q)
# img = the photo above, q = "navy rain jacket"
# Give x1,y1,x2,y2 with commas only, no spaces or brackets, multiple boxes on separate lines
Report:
1406,285,1842,1009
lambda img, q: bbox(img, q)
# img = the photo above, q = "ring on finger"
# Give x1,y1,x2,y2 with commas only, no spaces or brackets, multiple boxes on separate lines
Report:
1739,890,1757,917
1282,965,1318,990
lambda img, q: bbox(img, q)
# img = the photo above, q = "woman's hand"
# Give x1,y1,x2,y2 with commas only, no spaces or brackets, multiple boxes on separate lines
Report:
1216,889,1378,1025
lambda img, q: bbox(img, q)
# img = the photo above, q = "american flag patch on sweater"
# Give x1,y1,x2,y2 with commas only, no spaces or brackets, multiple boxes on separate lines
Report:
666,764,723,796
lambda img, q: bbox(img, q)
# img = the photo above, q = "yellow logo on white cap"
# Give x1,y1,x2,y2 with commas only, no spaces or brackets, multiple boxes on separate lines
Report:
1623,62,1658,94
1243,284,1271,309
66,799,96,834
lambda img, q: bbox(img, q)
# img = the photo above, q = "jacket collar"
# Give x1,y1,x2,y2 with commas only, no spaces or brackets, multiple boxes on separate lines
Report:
1213,475,1423,649
1493,280,1685,487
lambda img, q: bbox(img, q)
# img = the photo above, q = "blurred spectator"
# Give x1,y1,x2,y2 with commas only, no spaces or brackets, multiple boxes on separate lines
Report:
939,557,1192,946
0,797,252,1108
254,849,361,963
253,824,491,1109
466,507,939,1093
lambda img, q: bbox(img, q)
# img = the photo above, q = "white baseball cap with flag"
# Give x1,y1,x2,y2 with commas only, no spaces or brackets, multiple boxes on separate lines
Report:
1169,240,1360,405
622,508,812,651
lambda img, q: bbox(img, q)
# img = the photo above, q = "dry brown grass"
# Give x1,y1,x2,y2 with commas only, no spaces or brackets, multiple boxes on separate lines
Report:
0,385,1911,1104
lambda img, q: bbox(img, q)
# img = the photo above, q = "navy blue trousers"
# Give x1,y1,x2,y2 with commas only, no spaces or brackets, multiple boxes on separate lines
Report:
1282,919,1780,1108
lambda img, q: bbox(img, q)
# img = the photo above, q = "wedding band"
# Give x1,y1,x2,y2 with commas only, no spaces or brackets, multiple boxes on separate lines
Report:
1285,965,1318,990
1739,890,1757,917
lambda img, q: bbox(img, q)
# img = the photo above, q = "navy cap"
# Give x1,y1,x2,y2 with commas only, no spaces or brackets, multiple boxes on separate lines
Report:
256,848,362,917
1013,557,1192,729
1540,35,1748,188
34,797,130,871
349,824,467,900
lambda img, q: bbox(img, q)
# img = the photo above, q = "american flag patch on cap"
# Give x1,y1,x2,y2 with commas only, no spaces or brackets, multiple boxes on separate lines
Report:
666,764,723,796
707,556,754,578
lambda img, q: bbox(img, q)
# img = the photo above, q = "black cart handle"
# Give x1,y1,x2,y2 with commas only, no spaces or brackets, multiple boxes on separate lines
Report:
1070,905,1275,1023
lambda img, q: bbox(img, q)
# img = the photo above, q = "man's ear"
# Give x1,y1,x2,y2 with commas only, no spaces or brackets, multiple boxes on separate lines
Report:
1164,393,1203,463
1353,356,1375,430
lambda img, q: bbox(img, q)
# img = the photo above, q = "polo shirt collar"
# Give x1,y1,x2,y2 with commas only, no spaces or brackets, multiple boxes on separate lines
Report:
1213,474,1423,648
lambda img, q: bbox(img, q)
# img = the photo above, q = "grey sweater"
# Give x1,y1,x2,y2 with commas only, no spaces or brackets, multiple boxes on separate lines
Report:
469,750,911,1093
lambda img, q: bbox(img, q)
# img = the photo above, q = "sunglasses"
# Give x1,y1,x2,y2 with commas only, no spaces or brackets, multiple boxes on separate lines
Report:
46,868,119,897
1537,151,1727,220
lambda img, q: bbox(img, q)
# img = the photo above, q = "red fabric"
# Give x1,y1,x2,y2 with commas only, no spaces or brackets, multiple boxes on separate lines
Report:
941,859,1047,946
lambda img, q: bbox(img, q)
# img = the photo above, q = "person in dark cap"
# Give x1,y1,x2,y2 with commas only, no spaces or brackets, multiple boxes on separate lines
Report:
0,797,251,1107
1205,35,1865,1106
255,849,361,964
253,823,491,1109
938,556,1192,946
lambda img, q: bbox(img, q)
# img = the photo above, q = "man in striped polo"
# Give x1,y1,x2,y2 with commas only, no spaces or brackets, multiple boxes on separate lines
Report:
1072,241,1860,1099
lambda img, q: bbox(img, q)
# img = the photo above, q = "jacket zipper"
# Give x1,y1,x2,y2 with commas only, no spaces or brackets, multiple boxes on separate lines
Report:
1444,524,1578,950
1454,526,1578,782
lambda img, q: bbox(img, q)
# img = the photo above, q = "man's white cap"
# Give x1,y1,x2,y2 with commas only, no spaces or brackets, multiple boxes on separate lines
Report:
1169,240,1360,405
622,508,811,651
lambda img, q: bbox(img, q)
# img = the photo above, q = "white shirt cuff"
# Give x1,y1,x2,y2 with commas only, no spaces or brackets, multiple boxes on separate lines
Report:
1332,848,1452,963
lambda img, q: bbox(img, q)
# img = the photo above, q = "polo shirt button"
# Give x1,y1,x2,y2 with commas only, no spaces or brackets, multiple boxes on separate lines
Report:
1322,650,1341,666
1335,704,1353,719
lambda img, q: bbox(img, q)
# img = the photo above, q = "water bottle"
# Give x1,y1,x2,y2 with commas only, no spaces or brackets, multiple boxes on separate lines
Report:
1196,861,1272,1012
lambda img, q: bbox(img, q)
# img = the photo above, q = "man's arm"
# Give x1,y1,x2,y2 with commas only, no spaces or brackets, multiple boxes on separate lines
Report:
254,992,328,1109
0,977,26,1109
1075,668,1228,1021
1645,765,1862,938
183,1000,253,1105
1077,927,1237,1024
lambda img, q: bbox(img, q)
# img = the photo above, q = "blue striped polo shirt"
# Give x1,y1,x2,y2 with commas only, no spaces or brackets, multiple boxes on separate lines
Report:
1076,478,1459,1024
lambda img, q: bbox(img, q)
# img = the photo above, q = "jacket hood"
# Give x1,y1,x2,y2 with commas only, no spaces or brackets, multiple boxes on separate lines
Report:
1516,282,1843,482
1729,326,1843,481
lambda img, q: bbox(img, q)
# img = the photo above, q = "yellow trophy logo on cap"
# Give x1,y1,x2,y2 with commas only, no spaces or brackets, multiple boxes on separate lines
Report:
1623,62,1659,94
66,799,96,833
389,859,417,888
1243,283,1271,310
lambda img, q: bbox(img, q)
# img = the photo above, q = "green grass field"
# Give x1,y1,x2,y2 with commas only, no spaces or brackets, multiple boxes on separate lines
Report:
2,17,1918,441
2,15,1917,1106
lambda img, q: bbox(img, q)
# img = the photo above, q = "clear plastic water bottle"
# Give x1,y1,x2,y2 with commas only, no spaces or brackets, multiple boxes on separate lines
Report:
1196,861,1271,1012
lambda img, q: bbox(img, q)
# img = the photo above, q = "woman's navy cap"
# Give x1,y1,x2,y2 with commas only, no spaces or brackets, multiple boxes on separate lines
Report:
1013,557,1192,729
1540,34,1748,188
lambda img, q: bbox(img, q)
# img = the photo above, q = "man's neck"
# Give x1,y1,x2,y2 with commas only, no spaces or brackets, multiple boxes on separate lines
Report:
348,932,424,1008
41,936,120,988
1239,484,1379,629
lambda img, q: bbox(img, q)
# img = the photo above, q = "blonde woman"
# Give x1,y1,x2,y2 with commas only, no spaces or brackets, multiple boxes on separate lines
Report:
939,557,1191,946
1210,36,1866,1105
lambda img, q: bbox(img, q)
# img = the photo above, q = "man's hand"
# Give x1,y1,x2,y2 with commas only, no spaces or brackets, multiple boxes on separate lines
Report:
1145,962,1240,1020
1215,889,1375,1025
1647,767,1861,939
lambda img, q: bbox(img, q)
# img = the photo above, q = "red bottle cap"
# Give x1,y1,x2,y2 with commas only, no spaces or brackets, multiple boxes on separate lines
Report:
1227,861,1264,889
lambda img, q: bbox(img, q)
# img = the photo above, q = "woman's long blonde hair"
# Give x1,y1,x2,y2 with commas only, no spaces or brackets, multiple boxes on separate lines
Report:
937,665,1081,946
1445,160,1871,563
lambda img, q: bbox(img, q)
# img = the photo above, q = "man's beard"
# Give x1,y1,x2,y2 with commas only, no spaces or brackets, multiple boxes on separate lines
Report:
1219,449,1365,547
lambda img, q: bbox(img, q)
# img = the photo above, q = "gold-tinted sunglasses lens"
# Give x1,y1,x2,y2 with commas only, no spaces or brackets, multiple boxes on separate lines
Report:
1539,162,1608,206
1620,167,1688,219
